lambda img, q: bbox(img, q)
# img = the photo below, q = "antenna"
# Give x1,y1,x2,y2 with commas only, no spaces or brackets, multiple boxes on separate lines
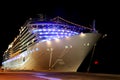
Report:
92,19,98,33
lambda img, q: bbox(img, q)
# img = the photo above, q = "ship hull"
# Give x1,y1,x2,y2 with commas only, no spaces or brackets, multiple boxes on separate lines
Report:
2,33,101,72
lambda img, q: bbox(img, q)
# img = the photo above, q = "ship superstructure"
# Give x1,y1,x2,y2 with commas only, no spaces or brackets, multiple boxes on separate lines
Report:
2,15,101,72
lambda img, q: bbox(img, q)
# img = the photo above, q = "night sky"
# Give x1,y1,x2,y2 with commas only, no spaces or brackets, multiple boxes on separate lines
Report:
0,1,119,74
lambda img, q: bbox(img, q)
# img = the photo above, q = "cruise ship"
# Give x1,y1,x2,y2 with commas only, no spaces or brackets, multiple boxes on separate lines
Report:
2,15,101,72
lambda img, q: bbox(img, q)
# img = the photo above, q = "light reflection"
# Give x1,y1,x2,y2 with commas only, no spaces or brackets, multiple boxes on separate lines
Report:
80,32,86,37
34,73,62,80
55,38,60,42
47,40,51,45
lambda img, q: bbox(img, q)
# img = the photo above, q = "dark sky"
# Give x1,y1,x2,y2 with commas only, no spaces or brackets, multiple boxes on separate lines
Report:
0,1,119,74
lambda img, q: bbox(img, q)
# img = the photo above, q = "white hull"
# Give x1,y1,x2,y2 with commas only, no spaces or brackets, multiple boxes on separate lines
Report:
2,33,101,72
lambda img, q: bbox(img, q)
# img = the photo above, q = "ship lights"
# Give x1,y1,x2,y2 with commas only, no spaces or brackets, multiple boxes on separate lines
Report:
34,28,79,41
87,43,90,46
55,38,60,42
35,48,39,51
65,45,72,49
47,40,51,45
80,32,86,37
70,45,72,48
29,21,92,44
84,43,90,46
29,23,84,42
2,51,28,64
8,44,13,48
65,46,68,49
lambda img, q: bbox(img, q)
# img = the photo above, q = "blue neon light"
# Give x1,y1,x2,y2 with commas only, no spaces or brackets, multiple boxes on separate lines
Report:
29,23,90,41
